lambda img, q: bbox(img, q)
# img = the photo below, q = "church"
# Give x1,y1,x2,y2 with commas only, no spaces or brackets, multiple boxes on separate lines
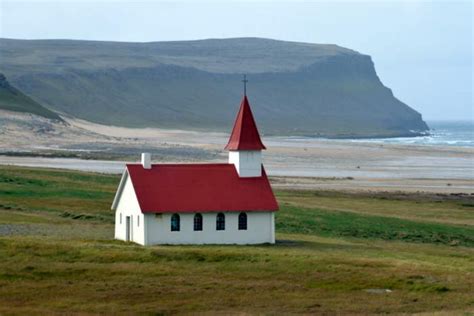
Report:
111,93,278,245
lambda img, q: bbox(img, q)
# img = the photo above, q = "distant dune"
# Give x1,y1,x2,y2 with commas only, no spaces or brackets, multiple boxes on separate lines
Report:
0,37,428,137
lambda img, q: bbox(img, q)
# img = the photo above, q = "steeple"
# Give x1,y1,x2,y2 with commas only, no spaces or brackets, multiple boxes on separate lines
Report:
225,95,266,151
226,94,266,177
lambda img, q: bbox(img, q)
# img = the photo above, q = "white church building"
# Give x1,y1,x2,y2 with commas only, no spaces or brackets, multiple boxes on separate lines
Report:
111,95,278,245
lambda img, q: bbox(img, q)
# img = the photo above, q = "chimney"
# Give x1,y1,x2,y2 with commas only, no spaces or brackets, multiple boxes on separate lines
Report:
141,153,151,169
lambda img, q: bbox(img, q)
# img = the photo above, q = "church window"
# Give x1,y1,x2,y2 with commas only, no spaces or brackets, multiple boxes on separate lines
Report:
238,212,247,230
137,215,140,227
171,214,180,231
216,213,225,231
194,213,203,231
120,213,122,224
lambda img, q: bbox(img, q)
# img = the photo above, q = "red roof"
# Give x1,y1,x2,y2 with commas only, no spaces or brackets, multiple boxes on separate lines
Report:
225,96,266,151
126,163,278,213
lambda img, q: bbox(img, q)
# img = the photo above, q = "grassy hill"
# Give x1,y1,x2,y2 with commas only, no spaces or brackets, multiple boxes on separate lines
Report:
0,166,473,314
0,73,61,120
0,38,428,137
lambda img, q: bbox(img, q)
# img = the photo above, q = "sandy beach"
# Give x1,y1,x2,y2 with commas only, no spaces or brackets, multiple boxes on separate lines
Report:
1,110,473,193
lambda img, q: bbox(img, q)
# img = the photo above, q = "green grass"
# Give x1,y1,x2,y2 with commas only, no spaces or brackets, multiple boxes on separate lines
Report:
277,204,474,247
276,189,474,226
0,165,473,314
0,166,117,217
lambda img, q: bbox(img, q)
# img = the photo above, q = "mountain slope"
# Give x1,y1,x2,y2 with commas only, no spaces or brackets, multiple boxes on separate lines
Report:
0,73,62,120
0,37,428,137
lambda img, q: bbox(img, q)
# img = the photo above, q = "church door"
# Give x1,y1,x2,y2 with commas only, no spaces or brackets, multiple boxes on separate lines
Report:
125,216,131,242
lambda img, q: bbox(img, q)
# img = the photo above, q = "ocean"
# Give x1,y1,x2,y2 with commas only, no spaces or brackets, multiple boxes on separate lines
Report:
350,121,474,148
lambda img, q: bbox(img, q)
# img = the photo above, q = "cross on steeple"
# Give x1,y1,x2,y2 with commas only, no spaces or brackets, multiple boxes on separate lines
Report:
242,74,248,96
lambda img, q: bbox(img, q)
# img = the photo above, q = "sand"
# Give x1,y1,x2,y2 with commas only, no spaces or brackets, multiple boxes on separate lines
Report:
0,110,473,193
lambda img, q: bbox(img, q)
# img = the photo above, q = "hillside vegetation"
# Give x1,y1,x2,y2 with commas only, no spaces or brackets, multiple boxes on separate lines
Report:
0,166,473,314
0,38,428,137
0,73,61,120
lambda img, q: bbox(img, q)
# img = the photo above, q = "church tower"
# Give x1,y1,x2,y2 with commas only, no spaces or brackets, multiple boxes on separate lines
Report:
225,95,266,177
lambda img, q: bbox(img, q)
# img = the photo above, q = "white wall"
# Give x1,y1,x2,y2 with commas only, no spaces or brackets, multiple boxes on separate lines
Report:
228,150,262,177
114,169,276,246
144,211,275,245
114,174,145,245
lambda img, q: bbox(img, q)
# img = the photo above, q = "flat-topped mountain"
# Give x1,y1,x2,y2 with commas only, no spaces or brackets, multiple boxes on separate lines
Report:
0,37,428,137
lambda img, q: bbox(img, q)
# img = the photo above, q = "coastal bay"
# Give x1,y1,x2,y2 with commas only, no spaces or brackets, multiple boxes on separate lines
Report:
1,112,472,193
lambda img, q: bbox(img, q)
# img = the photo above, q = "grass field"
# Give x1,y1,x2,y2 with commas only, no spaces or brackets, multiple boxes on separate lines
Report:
0,165,473,314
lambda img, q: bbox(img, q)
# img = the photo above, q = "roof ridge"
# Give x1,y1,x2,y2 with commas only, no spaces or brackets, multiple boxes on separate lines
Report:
126,163,231,167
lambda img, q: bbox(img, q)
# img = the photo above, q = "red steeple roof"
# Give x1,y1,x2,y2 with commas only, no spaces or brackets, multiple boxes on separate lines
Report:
225,96,266,151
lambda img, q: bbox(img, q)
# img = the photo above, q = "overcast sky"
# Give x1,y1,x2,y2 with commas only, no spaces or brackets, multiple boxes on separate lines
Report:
0,0,472,121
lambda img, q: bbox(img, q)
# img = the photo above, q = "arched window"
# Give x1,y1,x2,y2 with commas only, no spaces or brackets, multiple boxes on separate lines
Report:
194,213,203,231
238,212,247,230
171,213,180,231
216,213,225,231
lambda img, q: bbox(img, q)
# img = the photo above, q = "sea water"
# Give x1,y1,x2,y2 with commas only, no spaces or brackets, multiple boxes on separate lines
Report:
350,121,474,148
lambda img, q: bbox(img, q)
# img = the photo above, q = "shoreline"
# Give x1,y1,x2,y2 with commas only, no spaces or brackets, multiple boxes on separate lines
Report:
283,130,431,140
0,112,472,194
0,155,472,194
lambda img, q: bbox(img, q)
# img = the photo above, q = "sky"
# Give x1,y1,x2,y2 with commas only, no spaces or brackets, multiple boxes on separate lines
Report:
0,0,472,121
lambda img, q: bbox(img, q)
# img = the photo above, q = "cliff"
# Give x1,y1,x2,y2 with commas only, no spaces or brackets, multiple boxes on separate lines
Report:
0,37,428,137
